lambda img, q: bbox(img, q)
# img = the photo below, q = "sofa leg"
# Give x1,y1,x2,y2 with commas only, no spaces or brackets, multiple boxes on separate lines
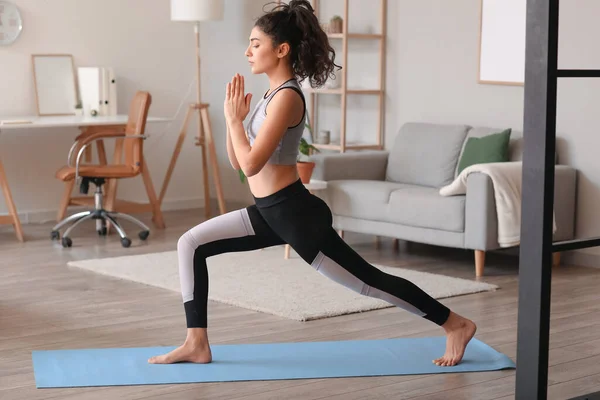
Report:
475,250,485,277
553,252,561,268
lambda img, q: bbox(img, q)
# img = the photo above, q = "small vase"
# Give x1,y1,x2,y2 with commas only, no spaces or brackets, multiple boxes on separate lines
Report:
317,130,330,145
329,18,343,34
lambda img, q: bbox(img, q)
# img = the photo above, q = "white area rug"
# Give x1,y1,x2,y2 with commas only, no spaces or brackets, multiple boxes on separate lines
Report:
67,247,498,321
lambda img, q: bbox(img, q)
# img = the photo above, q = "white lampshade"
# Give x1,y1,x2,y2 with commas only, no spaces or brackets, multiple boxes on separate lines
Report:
171,0,224,21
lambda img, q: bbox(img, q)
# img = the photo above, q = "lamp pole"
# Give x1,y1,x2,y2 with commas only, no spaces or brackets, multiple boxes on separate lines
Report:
160,0,226,219
194,21,211,214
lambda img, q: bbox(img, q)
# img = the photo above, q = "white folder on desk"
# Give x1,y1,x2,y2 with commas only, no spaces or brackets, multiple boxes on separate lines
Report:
78,67,117,116
107,68,117,116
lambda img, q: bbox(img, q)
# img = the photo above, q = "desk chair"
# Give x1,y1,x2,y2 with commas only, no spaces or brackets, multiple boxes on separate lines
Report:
51,91,161,248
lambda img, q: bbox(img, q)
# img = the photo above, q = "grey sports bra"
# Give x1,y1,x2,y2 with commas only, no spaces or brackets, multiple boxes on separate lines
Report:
245,78,306,166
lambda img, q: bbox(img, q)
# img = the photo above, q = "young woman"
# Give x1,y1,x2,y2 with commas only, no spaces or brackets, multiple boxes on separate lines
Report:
149,0,476,367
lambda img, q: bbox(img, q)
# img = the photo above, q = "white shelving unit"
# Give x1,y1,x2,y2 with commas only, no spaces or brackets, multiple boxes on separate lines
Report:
292,0,388,152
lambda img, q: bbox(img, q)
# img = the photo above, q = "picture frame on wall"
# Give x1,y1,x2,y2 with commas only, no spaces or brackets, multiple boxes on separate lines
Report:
31,54,79,116
478,0,526,86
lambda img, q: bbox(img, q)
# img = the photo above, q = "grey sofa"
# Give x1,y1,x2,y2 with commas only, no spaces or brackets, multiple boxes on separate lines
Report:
310,122,577,277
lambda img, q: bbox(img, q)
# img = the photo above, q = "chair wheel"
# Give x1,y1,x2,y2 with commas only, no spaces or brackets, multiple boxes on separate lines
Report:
51,230,60,240
61,237,72,248
121,237,131,248
138,230,150,241
98,227,107,236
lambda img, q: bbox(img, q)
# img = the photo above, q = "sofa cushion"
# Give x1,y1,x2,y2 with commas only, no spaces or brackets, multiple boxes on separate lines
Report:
386,122,470,188
456,128,512,175
387,185,465,232
327,181,466,233
327,180,410,223
455,127,525,178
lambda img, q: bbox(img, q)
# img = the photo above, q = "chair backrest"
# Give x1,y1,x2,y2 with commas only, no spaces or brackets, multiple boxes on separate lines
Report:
124,91,151,171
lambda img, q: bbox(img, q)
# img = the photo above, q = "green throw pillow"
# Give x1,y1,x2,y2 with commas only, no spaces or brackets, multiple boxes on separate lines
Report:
456,129,512,175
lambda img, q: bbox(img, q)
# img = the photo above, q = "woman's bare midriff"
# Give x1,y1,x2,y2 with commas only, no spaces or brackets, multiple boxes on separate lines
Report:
247,163,300,198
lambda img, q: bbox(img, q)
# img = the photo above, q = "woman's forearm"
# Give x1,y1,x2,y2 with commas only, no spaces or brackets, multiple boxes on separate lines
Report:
228,119,255,176
226,125,241,170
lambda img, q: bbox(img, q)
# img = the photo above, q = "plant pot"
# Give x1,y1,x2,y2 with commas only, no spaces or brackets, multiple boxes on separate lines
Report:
329,18,343,34
297,161,315,184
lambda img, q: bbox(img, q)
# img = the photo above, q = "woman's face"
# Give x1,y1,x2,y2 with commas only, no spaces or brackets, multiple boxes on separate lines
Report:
245,26,289,75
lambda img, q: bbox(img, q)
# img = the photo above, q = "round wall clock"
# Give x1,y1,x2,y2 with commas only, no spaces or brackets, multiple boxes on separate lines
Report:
0,1,23,46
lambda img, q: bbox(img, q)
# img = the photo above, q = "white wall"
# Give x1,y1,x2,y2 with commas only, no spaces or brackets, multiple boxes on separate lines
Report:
2,0,600,265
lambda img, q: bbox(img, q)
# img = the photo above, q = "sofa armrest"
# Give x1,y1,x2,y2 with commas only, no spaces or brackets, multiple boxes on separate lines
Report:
311,150,389,181
463,165,578,251
464,173,498,251
553,165,577,242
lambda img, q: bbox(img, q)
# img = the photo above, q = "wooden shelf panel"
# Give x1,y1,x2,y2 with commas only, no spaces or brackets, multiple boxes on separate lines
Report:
307,88,342,94
306,89,383,95
348,89,383,95
314,143,383,151
327,33,384,39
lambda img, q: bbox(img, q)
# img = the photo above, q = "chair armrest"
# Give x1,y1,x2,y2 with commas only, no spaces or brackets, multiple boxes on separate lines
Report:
464,173,498,251
68,129,128,167
73,127,125,142
77,130,147,147
311,150,389,181
71,132,148,182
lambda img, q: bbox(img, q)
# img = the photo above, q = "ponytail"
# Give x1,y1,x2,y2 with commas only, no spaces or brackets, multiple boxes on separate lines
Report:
255,0,341,88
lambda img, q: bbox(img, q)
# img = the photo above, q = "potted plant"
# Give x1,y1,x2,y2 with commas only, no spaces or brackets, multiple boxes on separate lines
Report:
297,136,320,183
296,111,320,183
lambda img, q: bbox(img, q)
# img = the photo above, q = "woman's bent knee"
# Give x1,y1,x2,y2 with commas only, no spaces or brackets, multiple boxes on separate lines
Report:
178,231,197,253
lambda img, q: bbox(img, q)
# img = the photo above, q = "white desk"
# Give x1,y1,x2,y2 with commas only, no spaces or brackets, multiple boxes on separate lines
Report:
0,115,170,241
0,115,169,130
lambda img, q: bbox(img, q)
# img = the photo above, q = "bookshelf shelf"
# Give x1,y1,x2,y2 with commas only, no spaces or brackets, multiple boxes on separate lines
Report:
328,33,384,40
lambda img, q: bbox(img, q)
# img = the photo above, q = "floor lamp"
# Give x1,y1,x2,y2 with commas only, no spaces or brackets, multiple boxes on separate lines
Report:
160,0,226,220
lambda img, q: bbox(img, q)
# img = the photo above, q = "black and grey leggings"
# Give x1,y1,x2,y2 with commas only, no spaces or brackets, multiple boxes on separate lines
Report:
177,179,450,328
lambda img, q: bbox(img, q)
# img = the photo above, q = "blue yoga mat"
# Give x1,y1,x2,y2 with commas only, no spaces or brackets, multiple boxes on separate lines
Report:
32,337,515,388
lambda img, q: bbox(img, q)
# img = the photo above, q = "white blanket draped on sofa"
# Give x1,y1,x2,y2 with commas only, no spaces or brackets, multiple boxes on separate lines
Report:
439,161,556,247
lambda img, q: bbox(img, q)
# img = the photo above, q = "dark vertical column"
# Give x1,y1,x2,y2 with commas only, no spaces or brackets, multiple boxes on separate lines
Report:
515,0,560,399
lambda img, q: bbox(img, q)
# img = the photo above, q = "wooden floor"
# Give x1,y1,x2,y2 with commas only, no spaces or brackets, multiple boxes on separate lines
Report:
2,208,600,400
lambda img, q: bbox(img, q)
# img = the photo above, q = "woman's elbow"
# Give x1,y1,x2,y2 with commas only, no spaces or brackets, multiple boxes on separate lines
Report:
240,154,266,178
241,162,261,178
242,166,259,178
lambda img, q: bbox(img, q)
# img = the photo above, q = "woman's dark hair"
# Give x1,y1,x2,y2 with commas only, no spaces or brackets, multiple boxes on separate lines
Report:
255,0,341,88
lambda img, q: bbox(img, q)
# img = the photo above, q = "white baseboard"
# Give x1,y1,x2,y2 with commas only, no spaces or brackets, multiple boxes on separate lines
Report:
563,250,600,269
9,197,250,225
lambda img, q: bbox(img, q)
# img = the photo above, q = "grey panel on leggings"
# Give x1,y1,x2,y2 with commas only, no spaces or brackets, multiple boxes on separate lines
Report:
179,208,255,302
310,251,427,317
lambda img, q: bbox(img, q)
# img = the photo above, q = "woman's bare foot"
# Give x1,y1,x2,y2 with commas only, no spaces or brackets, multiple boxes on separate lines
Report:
148,328,212,364
433,311,477,367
